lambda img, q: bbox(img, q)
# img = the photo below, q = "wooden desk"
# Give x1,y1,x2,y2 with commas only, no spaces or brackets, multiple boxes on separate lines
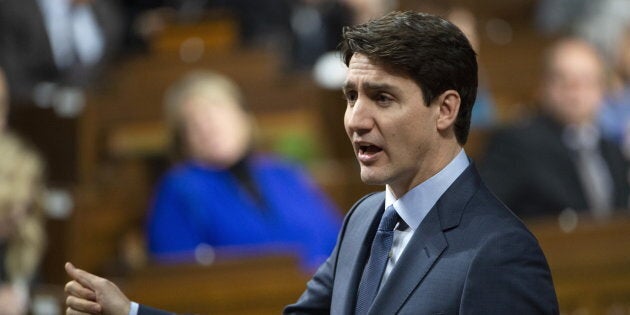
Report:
528,214,630,314
118,255,310,315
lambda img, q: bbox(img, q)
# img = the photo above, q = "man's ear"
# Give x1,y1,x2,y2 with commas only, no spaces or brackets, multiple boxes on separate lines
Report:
436,90,461,131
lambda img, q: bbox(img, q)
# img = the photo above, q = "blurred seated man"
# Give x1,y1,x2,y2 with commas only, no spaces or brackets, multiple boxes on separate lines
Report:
146,70,341,270
481,38,630,219
0,0,122,110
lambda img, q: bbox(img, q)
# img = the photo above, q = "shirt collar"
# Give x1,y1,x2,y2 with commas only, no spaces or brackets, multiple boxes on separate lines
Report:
562,123,600,150
385,149,470,231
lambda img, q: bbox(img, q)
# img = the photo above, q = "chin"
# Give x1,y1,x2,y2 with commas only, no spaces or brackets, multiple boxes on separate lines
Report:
359,170,388,186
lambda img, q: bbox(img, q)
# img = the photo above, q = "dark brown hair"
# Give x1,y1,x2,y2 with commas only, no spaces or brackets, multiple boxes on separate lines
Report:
340,11,478,144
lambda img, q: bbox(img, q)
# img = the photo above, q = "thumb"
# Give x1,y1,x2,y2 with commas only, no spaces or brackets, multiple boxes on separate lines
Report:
65,262,100,291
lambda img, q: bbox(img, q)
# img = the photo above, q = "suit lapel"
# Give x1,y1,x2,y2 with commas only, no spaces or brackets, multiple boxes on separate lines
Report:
370,208,447,314
368,165,482,314
333,193,385,315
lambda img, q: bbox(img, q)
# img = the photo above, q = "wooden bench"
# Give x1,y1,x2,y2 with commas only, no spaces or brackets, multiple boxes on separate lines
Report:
118,255,310,315
528,214,630,314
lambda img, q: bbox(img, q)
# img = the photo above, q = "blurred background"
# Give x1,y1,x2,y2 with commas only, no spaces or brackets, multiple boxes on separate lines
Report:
1,0,630,314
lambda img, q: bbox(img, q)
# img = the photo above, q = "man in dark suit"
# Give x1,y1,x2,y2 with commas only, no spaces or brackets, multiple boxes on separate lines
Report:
0,0,123,105
64,11,558,314
0,0,123,184
481,38,630,219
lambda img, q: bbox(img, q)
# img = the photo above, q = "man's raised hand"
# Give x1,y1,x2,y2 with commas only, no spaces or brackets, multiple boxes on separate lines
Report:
64,262,131,315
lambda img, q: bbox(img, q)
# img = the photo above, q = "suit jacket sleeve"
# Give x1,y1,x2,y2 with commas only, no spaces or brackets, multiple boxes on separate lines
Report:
282,248,337,314
283,193,377,314
460,229,559,314
138,304,176,315
283,213,349,315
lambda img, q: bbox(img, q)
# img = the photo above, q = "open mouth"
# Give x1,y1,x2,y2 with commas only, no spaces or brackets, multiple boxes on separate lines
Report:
359,145,383,155
357,143,383,163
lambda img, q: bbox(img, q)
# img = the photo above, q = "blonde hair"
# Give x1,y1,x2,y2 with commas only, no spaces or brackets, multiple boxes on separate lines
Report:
163,70,250,159
0,132,46,283
164,71,245,126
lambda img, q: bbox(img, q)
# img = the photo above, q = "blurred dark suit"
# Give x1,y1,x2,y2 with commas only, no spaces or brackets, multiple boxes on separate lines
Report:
0,0,123,104
480,114,630,218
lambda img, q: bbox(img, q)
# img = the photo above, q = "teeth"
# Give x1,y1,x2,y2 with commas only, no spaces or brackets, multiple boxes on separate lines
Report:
358,144,383,154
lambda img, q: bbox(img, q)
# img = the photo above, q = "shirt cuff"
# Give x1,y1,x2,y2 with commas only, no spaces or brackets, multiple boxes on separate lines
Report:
129,302,139,315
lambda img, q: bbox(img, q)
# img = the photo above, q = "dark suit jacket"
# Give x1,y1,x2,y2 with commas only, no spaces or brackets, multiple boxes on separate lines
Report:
480,114,630,218
0,0,123,103
284,165,558,314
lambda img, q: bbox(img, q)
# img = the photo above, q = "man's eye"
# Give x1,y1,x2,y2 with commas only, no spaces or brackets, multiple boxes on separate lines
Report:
344,91,358,103
376,93,393,104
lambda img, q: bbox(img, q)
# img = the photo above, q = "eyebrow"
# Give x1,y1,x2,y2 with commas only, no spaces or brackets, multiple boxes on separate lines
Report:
342,81,403,95
342,81,356,94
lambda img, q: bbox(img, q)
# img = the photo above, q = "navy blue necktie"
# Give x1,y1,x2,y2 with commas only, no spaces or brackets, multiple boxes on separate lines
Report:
355,205,399,315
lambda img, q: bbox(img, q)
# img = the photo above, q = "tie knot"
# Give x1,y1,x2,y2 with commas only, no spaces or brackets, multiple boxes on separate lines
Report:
378,205,399,231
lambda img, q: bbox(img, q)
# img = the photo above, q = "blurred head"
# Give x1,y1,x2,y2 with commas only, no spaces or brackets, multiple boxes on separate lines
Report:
0,132,45,282
447,7,479,53
541,38,605,126
0,69,8,132
164,71,254,168
0,134,43,240
340,11,478,145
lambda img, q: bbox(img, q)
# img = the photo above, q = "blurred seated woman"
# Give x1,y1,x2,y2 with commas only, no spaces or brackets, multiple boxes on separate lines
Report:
146,71,341,270
0,132,46,315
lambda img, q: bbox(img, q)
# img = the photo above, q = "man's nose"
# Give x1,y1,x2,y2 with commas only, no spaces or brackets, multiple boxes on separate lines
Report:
345,99,373,133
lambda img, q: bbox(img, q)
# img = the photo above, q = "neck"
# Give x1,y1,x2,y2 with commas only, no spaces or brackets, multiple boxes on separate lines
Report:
389,143,463,198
